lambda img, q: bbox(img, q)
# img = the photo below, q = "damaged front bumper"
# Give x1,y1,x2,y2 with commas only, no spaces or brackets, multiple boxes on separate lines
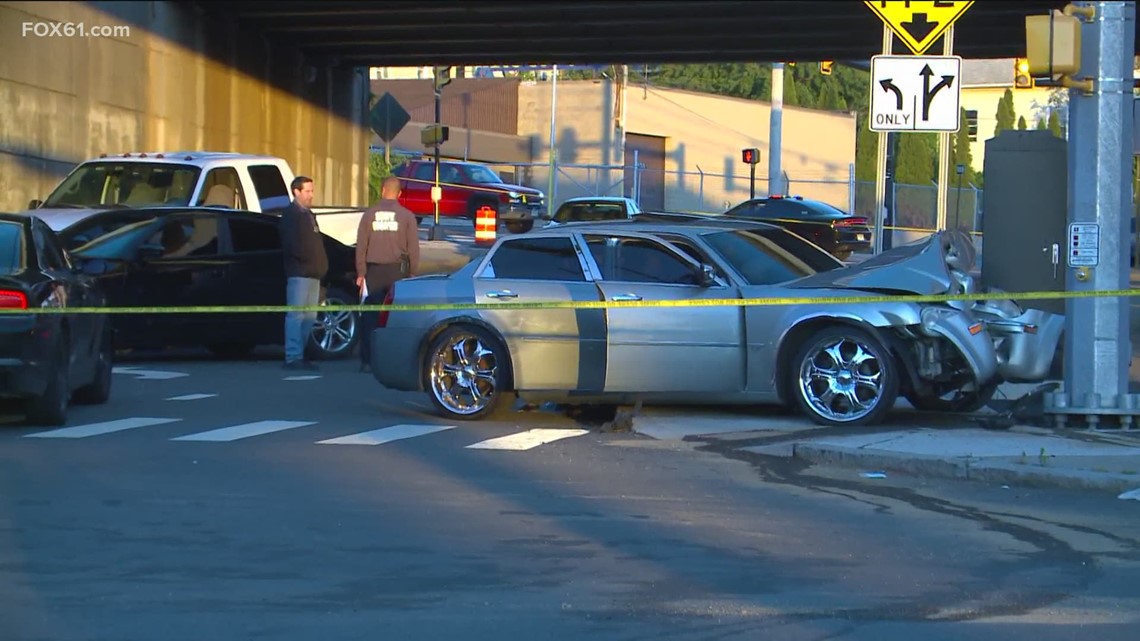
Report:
972,300,1065,382
918,306,1000,385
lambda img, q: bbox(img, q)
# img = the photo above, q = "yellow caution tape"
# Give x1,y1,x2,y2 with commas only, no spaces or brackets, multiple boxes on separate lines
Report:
4,287,1137,315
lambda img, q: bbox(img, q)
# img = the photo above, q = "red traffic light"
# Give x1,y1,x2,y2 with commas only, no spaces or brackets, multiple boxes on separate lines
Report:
741,147,760,165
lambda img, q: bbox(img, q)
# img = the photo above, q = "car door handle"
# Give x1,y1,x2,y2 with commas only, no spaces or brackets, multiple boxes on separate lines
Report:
612,293,642,301
485,290,518,299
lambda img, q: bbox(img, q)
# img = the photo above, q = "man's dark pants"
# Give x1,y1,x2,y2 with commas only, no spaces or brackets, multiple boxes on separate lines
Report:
360,262,404,367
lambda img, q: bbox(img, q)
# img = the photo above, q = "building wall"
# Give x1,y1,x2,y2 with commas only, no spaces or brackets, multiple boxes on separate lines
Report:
516,80,857,213
1,1,371,213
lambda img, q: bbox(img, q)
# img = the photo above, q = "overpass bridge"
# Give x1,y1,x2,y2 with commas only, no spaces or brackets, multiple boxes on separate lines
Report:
4,0,1117,214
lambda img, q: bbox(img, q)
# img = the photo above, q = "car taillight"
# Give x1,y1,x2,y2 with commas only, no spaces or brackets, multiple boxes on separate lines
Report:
833,217,868,227
377,287,395,328
0,289,28,309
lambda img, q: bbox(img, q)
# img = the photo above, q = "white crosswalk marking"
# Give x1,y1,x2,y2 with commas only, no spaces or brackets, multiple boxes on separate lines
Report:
317,424,455,446
166,394,217,401
25,417,183,439
171,420,317,442
466,428,590,451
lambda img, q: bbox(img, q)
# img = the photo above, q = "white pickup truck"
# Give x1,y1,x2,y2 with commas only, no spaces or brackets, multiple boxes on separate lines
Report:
21,152,366,245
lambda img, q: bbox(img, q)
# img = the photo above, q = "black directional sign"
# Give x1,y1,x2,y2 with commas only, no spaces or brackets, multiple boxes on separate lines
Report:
369,92,411,143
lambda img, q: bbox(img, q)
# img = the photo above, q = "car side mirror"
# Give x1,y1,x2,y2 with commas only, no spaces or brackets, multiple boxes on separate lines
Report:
540,212,553,221
28,199,42,209
697,263,718,287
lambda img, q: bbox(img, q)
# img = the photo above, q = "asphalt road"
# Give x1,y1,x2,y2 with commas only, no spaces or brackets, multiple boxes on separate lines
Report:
1,352,1139,640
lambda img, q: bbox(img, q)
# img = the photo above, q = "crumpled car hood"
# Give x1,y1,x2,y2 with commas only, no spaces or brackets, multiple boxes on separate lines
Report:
787,230,977,295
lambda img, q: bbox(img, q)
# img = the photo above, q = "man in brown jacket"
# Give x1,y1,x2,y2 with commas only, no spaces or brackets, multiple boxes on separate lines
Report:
355,176,421,371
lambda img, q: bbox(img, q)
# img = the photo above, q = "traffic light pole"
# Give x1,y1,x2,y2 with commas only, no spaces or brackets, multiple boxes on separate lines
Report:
749,163,756,199
1043,1,1138,428
429,69,447,241
872,25,892,254
769,63,784,196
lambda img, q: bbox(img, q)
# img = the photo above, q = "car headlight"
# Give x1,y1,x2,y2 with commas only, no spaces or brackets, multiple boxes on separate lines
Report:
508,191,520,199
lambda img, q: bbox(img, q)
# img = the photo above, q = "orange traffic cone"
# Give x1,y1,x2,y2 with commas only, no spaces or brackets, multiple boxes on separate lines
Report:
474,205,497,245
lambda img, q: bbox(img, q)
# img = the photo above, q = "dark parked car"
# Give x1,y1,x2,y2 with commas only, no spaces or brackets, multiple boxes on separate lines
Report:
59,207,360,360
723,196,872,260
0,214,113,425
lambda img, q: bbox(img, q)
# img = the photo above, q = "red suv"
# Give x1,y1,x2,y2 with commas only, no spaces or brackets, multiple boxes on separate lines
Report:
392,160,546,233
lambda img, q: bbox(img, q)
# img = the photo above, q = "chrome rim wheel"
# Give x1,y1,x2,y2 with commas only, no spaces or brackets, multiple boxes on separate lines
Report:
311,297,356,356
798,336,885,423
429,332,499,416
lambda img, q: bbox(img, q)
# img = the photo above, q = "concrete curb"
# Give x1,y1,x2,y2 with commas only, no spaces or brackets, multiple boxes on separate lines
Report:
760,442,1140,494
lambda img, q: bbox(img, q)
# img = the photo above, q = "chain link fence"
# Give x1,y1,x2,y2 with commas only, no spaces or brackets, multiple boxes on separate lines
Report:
483,159,986,250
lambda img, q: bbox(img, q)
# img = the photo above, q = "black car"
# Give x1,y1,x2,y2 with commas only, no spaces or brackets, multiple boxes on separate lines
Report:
723,196,872,260
60,207,361,360
0,214,113,425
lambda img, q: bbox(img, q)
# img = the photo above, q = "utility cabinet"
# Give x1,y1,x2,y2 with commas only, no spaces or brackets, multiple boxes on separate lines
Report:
980,130,1068,315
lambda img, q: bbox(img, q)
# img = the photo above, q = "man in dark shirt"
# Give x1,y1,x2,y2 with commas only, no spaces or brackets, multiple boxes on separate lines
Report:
279,175,328,371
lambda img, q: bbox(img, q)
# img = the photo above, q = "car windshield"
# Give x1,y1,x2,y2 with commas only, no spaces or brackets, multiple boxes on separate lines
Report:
701,228,843,285
42,162,202,209
0,222,25,275
464,165,503,184
69,217,161,258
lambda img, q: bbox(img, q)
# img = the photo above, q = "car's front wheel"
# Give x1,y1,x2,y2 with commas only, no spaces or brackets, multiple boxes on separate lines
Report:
790,326,898,427
425,325,511,420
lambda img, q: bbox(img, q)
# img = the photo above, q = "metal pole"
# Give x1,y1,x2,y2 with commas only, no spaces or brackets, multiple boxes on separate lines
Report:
848,162,856,215
547,65,558,215
429,85,445,241
769,63,784,196
872,25,892,254
935,26,955,231
1046,0,1137,428
750,163,756,199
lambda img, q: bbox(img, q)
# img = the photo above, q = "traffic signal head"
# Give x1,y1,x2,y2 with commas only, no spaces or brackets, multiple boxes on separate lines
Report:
1014,58,1033,88
820,61,833,75
433,65,453,92
741,148,760,165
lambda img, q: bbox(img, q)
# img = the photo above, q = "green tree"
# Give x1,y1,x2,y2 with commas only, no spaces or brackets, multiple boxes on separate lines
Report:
952,108,976,186
818,80,848,110
367,151,412,203
1017,115,1027,130
894,133,935,185
1036,116,1047,130
783,71,800,107
1047,110,1064,138
994,88,1017,136
855,121,879,181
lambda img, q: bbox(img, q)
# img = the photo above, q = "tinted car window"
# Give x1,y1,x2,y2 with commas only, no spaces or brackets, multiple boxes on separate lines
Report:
702,229,842,285
614,238,697,284
248,165,290,211
0,222,26,275
554,202,626,223
229,219,281,253
33,224,67,271
412,163,436,181
144,217,220,258
488,237,584,281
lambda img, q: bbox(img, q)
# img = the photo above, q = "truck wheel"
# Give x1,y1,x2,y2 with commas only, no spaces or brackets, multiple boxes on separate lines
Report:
505,220,534,234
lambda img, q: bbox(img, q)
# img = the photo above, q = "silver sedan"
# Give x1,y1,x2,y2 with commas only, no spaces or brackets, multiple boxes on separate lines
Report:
368,218,1062,427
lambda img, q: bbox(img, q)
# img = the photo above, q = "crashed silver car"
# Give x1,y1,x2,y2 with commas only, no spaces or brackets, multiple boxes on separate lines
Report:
368,218,1063,426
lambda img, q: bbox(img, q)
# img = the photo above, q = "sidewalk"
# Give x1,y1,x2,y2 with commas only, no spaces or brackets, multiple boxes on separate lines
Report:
628,398,1140,497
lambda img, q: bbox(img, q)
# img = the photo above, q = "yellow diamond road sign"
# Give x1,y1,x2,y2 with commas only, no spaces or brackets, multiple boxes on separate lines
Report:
864,1,975,55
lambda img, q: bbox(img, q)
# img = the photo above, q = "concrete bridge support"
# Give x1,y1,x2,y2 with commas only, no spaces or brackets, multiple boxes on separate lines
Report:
0,1,370,212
